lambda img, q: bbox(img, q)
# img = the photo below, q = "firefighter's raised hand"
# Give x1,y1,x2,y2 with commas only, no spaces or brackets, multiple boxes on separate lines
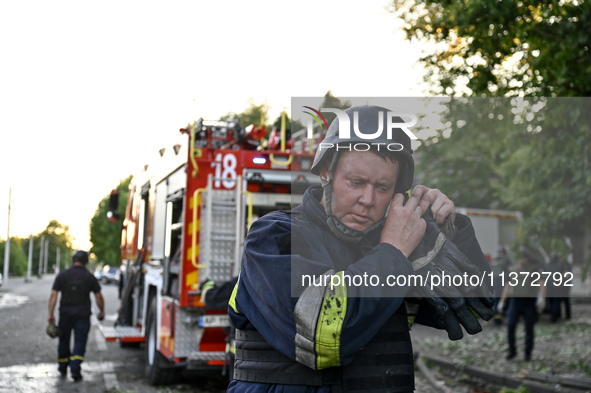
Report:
412,185,456,225
381,193,426,257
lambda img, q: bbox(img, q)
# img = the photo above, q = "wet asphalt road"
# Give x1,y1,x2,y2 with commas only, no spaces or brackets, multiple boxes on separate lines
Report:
0,274,228,393
0,275,448,393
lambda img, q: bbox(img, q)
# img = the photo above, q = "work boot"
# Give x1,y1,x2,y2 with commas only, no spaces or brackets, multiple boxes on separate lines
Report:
525,353,531,361
71,367,82,382
57,365,67,378
506,350,517,360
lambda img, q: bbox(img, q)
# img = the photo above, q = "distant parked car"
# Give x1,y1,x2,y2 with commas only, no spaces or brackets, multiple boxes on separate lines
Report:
101,265,120,285
94,267,104,281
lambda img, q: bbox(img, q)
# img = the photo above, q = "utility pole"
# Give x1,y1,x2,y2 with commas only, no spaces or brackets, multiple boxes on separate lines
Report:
27,235,33,282
3,188,11,288
38,236,44,277
56,247,60,273
44,241,49,275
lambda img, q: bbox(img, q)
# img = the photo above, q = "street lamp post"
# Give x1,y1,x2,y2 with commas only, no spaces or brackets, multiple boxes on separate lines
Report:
3,188,11,288
27,235,33,282
38,236,44,277
44,241,49,275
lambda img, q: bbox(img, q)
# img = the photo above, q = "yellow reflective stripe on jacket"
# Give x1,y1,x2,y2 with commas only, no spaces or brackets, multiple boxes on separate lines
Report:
229,283,239,314
70,356,84,361
405,300,419,330
407,316,415,330
58,358,69,363
315,271,347,370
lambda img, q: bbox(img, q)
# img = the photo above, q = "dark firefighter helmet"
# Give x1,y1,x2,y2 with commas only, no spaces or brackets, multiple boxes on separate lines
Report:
72,250,89,265
46,322,62,339
310,105,416,243
310,105,415,194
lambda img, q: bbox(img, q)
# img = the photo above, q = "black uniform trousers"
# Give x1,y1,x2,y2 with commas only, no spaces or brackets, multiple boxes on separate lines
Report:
58,314,91,375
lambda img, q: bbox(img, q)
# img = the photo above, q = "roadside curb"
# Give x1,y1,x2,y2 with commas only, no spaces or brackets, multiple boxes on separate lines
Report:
571,297,591,305
423,354,583,393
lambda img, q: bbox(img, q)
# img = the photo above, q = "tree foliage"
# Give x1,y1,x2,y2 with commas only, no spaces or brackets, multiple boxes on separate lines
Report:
221,98,271,128
0,238,28,276
38,220,74,271
417,98,591,253
272,111,303,134
89,176,132,266
318,91,352,126
221,99,304,143
392,1,591,258
415,99,511,209
1,220,74,276
392,0,591,96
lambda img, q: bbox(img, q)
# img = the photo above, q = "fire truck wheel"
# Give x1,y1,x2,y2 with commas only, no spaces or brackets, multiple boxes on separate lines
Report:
145,297,180,385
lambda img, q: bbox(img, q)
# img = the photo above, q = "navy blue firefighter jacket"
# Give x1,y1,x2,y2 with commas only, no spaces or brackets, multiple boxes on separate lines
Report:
228,186,490,393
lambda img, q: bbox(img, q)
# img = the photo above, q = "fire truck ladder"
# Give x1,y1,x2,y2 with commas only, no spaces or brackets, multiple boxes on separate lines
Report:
183,175,251,364
196,174,251,284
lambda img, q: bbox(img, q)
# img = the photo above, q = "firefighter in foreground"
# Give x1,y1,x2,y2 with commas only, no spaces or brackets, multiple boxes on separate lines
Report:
228,106,494,392
48,250,105,381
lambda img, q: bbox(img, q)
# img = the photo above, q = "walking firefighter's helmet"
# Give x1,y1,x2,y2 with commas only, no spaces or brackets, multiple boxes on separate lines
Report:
46,322,62,339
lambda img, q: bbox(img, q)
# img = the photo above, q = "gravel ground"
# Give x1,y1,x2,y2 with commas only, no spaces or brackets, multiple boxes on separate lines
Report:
410,302,591,391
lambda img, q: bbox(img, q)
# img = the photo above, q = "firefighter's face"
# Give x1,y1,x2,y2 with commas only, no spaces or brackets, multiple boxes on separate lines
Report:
321,150,399,232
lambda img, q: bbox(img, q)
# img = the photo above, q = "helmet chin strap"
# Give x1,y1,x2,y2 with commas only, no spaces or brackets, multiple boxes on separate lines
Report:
321,152,385,244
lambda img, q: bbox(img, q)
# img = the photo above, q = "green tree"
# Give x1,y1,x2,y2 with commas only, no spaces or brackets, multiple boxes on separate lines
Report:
221,98,271,129
89,176,132,266
392,1,591,263
318,91,352,126
39,220,74,272
272,111,303,132
0,237,28,276
416,98,590,250
495,99,591,251
221,100,307,147
415,98,512,209
2,220,75,276
391,0,591,96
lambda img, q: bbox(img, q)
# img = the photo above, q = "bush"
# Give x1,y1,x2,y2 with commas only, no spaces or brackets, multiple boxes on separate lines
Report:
500,386,530,393
0,238,29,276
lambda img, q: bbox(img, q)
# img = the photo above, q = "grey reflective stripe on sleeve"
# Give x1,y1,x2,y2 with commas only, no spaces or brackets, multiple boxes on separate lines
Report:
411,233,446,271
293,269,334,370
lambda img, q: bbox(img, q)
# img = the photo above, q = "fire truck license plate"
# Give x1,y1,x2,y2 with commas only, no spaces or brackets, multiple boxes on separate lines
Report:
198,315,231,328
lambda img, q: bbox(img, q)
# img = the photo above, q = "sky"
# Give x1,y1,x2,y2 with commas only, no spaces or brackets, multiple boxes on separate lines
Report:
0,0,429,250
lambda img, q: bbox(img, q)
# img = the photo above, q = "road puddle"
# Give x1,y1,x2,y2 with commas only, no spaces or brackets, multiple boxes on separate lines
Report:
0,294,29,308
0,361,120,392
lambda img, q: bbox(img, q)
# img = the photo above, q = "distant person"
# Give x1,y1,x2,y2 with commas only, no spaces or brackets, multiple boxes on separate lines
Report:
499,252,545,361
491,245,513,325
48,250,104,381
546,252,571,322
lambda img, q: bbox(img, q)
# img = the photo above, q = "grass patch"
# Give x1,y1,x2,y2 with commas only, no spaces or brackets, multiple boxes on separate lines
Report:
500,386,529,393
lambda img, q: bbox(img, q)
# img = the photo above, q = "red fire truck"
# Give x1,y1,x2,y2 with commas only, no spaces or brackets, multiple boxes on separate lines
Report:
100,117,319,384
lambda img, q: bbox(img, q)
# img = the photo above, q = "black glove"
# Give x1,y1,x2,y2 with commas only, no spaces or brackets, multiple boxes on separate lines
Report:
97,311,105,321
408,210,495,340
